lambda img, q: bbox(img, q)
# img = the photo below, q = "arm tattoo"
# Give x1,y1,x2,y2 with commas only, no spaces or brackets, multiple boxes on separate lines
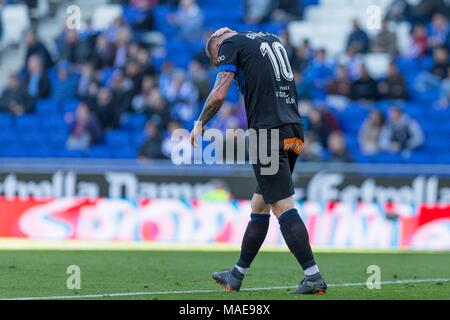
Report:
197,71,233,126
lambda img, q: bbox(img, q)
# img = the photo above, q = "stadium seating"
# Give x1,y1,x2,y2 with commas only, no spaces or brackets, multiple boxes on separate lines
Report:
0,0,448,164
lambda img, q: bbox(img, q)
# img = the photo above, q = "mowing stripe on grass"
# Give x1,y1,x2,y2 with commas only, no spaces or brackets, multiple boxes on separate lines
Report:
2,278,449,300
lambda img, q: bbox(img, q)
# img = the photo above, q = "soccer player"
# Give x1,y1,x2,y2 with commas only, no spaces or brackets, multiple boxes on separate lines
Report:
189,28,327,295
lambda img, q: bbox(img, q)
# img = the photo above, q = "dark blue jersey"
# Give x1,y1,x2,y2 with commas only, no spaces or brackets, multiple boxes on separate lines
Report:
216,31,302,129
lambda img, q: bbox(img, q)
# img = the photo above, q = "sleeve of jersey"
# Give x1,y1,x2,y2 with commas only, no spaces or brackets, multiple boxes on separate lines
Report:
216,41,238,73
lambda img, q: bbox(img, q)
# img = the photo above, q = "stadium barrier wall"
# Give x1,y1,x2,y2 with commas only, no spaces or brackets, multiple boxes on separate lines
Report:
0,160,449,250
0,197,448,250
1,163,450,204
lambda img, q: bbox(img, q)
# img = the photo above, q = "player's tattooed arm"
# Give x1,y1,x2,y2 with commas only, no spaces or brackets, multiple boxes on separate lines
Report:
198,71,234,124
190,71,234,147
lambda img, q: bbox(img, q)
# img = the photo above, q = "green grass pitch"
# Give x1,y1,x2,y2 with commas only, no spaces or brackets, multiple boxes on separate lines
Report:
0,250,449,300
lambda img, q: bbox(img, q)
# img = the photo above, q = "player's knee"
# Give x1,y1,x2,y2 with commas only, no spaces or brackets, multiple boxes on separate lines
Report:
271,197,295,217
251,199,270,214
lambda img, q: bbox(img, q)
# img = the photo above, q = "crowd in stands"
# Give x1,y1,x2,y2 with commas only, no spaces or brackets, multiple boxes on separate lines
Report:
0,0,449,163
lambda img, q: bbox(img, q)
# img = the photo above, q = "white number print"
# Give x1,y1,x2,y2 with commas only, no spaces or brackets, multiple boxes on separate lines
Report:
260,42,294,81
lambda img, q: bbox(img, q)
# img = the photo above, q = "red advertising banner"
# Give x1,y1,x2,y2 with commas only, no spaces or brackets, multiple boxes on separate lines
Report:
0,197,449,250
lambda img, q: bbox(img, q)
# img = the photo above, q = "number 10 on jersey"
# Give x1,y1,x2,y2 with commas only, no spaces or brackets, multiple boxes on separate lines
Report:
260,42,294,82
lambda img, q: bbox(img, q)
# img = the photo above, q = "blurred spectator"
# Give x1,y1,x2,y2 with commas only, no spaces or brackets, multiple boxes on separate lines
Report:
245,0,271,24
387,0,449,25
132,75,157,113
146,87,171,130
162,120,191,161
109,70,134,114
139,121,166,159
428,13,449,49
371,20,397,56
438,66,450,107
278,29,296,63
346,19,370,54
161,68,198,124
92,35,116,69
24,30,53,70
51,63,78,105
57,30,95,65
378,62,408,100
406,23,429,57
58,30,88,65
326,132,352,162
129,0,156,32
188,60,210,101
210,102,242,133
295,71,312,101
91,87,121,129
303,49,334,91
0,1,3,45
0,73,34,115
291,39,313,72
380,107,424,153
341,47,363,80
168,0,204,40
23,54,51,99
66,102,103,150
385,0,409,22
299,132,322,162
270,0,302,23
307,107,341,148
327,65,352,98
358,110,385,155
415,46,449,92
350,64,378,101
114,27,132,68
135,46,157,76
77,63,96,99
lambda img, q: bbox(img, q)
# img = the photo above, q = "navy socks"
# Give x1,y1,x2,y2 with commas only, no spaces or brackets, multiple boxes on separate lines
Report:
278,208,316,270
236,213,270,269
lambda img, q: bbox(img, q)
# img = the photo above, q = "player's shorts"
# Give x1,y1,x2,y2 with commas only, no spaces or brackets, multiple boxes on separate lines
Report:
251,123,304,204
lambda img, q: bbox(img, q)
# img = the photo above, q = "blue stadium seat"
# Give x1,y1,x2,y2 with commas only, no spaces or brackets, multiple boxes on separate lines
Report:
0,114,12,129
40,114,67,130
112,147,137,159
57,149,85,158
123,114,147,130
63,99,80,113
0,146,23,157
406,151,433,163
17,129,45,145
106,130,130,146
86,146,112,159
26,145,54,158
15,115,38,130
36,99,58,114
0,131,17,145
375,152,402,164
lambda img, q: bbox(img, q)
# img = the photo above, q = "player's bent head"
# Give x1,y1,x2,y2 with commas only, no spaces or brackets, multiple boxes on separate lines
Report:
205,34,223,67
205,29,236,67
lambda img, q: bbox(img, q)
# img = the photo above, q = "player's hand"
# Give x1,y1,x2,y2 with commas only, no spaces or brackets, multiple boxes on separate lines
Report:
212,27,235,38
190,122,203,148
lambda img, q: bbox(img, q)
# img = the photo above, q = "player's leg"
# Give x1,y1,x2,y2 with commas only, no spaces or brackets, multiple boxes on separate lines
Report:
235,193,270,273
269,124,326,294
212,193,270,292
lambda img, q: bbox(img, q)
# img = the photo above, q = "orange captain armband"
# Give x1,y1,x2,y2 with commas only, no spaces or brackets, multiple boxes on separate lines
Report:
283,137,304,155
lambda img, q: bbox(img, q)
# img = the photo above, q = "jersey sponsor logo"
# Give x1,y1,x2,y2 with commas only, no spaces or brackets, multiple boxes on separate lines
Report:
217,55,225,63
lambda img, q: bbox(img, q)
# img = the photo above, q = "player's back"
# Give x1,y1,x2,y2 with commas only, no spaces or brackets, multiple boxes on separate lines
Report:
217,31,302,129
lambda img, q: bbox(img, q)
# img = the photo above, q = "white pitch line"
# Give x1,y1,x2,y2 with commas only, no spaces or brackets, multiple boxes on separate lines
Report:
2,278,449,300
